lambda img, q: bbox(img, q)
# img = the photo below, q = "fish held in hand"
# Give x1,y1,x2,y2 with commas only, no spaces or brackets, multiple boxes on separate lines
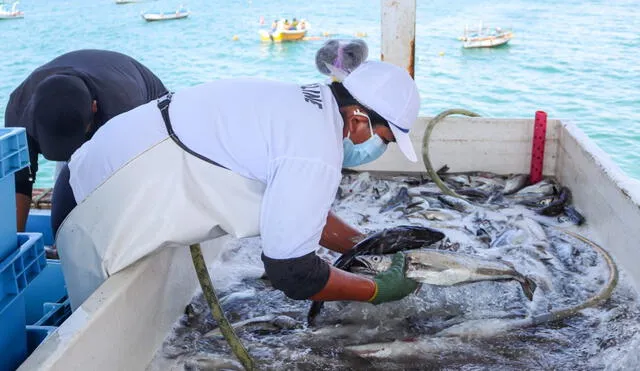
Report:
350,249,537,301
307,226,446,325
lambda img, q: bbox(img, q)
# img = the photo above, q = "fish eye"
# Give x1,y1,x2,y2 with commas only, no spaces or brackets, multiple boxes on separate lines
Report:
372,256,381,262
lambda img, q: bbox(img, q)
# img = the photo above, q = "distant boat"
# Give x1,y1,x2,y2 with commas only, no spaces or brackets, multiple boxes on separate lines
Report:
459,23,513,48
115,0,142,4
0,1,24,19
259,29,307,42
141,6,189,22
259,19,309,42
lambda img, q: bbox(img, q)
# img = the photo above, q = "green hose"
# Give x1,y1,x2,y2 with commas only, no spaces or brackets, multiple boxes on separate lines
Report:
422,108,481,198
189,243,256,371
526,228,618,326
421,109,619,331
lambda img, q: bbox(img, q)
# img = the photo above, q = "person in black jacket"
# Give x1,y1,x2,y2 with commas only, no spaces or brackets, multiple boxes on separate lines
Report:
4,49,167,231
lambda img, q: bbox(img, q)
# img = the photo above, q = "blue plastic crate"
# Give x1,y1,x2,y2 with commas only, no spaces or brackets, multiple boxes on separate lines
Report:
0,233,47,307
1,295,26,371
25,210,54,247
20,296,71,366
0,127,29,179
15,261,70,370
26,325,57,355
0,175,18,261
24,260,67,325
1,127,30,262
0,233,46,371
22,297,71,362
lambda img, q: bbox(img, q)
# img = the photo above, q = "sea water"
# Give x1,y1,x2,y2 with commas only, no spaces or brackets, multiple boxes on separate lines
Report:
1,0,639,187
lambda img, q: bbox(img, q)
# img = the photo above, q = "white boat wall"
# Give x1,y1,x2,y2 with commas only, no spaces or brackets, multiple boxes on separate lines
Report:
17,0,640,369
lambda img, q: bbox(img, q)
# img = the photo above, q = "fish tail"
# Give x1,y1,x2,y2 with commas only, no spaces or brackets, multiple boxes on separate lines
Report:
519,276,537,301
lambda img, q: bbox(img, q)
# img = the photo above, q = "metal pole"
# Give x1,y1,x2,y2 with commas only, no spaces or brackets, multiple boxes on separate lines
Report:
381,0,417,78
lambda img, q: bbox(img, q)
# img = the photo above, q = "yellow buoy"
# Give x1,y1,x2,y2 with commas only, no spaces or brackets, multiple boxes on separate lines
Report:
322,31,330,37
232,35,239,41
355,31,368,37
438,51,445,56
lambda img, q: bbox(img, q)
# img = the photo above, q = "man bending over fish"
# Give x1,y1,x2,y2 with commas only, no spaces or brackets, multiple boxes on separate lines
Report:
52,40,421,309
5,49,167,233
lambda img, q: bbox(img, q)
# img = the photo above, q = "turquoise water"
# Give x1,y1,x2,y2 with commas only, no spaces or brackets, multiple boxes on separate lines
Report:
1,0,638,188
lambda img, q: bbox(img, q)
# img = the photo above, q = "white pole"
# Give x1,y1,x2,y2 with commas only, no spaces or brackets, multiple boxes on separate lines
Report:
381,0,417,78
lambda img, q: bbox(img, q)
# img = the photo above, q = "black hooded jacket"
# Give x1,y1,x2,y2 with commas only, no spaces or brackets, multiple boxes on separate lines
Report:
5,49,167,196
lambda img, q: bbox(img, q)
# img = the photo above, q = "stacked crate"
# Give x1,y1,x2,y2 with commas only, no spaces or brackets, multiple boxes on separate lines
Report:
0,127,49,371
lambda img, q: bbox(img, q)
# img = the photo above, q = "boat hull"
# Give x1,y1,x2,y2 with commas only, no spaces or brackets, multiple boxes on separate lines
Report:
259,29,307,42
141,12,189,21
18,116,640,370
462,31,513,48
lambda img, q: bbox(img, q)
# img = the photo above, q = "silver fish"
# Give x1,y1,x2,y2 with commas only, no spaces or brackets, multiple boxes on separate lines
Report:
307,226,446,326
512,180,556,198
502,174,530,195
438,194,474,212
345,336,469,360
218,289,256,306
184,354,244,371
419,209,459,221
380,186,411,212
204,314,299,338
351,249,537,300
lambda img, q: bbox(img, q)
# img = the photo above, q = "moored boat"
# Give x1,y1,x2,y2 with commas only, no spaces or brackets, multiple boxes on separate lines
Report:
259,28,307,42
459,24,513,48
141,6,189,22
0,1,24,19
259,18,309,42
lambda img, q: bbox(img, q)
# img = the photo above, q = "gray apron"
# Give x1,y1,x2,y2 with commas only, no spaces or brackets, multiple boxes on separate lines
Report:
56,93,265,309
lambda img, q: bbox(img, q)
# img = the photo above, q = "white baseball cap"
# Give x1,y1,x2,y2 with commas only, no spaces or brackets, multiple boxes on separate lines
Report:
342,60,421,162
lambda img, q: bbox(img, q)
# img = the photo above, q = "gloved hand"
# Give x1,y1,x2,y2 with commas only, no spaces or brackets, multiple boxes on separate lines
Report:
368,252,419,305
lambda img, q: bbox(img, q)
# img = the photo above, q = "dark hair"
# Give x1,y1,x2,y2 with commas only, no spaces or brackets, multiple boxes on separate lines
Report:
328,82,388,127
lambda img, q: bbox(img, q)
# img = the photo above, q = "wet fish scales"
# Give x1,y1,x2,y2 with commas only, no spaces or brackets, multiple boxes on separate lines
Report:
438,194,474,212
502,174,530,195
379,187,411,213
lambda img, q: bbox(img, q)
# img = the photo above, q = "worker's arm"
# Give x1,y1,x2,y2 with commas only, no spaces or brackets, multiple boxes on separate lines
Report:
15,193,31,232
319,211,365,254
263,252,417,304
310,253,417,304
13,135,39,232
310,265,375,301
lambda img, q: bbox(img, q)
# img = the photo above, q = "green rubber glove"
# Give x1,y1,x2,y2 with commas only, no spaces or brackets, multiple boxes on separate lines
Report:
368,252,419,305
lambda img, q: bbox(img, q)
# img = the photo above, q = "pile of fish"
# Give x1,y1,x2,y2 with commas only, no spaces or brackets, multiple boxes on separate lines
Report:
336,170,584,226
147,171,640,371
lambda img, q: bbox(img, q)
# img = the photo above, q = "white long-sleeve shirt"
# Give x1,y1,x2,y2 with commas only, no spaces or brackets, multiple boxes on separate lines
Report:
69,78,344,260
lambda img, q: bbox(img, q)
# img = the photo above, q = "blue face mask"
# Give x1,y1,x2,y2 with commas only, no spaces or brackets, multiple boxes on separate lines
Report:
343,110,388,167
